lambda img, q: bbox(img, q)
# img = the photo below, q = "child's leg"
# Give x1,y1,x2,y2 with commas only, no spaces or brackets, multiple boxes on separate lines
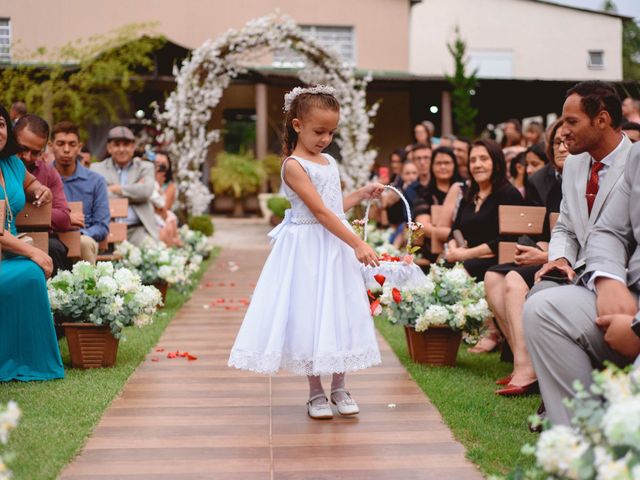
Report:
307,375,328,405
331,373,349,402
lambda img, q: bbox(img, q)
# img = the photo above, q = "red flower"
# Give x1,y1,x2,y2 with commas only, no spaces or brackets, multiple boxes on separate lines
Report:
392,288,402,304
374,274,386,287
367,289,376,301
370,299,382,316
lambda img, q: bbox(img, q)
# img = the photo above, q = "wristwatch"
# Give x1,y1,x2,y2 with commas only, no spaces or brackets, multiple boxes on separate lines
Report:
631,314,640,338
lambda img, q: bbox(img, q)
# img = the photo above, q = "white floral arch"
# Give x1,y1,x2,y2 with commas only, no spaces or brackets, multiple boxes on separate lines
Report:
156,12,379,216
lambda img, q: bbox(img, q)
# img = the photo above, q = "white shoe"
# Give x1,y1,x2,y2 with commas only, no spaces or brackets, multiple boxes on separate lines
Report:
307,394,333,419
330,388,360,416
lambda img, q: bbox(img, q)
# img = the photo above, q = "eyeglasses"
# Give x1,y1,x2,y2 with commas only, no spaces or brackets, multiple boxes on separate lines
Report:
17,144,45,158
553,139,566,147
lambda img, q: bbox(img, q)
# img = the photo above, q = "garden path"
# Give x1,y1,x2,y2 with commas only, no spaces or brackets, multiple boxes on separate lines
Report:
60,217,482,479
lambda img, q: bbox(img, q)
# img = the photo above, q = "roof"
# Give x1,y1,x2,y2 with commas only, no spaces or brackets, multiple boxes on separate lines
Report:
526,0,632,20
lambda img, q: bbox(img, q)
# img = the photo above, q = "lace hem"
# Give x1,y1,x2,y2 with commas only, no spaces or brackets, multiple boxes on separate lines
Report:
228,348,382,376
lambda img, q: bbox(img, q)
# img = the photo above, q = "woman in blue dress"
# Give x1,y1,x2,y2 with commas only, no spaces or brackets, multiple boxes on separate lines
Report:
0,105,64,381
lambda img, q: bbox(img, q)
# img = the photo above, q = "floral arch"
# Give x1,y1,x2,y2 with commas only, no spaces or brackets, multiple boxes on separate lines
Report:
156,13,379,216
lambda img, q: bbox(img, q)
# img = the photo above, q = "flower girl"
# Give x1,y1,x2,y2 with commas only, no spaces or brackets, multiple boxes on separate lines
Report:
228,85,383,419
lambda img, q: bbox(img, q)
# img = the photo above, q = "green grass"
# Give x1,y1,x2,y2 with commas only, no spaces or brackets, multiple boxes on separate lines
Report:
375,317,539,477
0,249,218,480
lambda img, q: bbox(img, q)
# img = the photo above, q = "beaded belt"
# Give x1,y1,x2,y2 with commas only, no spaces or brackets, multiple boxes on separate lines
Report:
268,209,346,242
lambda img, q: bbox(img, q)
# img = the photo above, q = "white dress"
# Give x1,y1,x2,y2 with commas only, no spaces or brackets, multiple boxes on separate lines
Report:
228,154,381,376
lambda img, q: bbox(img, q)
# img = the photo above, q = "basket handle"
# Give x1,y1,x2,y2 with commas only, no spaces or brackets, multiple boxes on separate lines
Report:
362,184,415,249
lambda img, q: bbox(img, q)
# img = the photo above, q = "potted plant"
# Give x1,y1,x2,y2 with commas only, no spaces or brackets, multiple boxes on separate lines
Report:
260,153,283,193
179,225,214,259
266,195,291,226
48,262,162,368
210,151,265,217
115,239,202,302
372,262,489,366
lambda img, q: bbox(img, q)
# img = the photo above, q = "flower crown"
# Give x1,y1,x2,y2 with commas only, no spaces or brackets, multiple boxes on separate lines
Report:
283,85,337,112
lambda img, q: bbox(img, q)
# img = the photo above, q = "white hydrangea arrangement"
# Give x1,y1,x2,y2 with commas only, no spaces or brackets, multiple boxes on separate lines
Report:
155,12,378,216
47,262,162,339
511,366,640,480
178,225,214,257
115,239,203,293
0,401,20,480
373,262,489,338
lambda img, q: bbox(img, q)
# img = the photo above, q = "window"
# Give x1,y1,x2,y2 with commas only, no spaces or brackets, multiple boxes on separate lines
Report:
467,50,513,79
588,50,604,69
0,18,10,64
273,25,356,68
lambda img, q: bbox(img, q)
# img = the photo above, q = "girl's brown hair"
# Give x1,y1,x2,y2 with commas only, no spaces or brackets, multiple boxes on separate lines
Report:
282,92,340,156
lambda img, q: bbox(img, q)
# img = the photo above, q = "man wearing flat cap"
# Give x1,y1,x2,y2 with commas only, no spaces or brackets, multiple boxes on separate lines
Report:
91,126,158,245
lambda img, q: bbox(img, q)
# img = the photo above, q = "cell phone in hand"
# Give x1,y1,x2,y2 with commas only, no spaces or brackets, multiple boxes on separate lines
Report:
517,235,543,251
378,167,389,179
540,267,571,284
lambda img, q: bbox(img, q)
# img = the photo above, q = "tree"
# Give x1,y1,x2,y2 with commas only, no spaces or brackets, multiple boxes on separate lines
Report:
0,23,165,134
602,0,640,81
446,27,478,139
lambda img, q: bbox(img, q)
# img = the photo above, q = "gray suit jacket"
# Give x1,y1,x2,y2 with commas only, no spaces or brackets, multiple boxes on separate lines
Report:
90,157,159,240
585,142,640,290
548,136,631,269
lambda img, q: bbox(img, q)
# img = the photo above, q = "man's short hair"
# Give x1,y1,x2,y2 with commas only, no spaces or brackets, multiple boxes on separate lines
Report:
622,121,640,132
11,101,27,117
14,114,50,140
411,142,431,154
567,81,622,129
51,121,80,140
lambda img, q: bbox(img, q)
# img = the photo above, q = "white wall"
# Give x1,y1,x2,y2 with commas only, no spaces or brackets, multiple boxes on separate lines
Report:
410,0,623,81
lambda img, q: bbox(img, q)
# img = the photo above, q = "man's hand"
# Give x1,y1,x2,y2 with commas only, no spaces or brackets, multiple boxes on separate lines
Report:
108,184,123,195
535,258,575,283
595,314,640,360
514,245,547,266
595,277,637,317
70,212,85,228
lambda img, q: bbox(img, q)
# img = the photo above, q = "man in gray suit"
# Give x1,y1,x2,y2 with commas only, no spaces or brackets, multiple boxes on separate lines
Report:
91,126,158,246
524,81,634,425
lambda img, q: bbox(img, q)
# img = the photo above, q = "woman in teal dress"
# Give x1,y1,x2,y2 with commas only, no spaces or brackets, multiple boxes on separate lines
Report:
0,105,64,381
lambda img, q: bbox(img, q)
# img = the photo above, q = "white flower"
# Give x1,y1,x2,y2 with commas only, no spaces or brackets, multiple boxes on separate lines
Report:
599,369,633,405
601,398,640,448
0,401,20,445
535,426,589,479
465,299,490,321
443,266,469,289
96,276,118,295
594,448,632,480
415,305,450,332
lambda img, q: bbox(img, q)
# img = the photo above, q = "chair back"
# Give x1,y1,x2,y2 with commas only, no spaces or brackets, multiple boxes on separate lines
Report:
15,202,52,254
498,205,546,263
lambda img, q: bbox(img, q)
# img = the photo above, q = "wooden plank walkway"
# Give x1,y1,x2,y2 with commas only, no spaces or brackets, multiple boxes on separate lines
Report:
60,219,482,479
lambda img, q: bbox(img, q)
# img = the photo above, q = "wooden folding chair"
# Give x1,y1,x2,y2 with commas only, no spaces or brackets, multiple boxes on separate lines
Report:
497,205,547,264
56,201,83,258
96,198,129,261
15,202,52,254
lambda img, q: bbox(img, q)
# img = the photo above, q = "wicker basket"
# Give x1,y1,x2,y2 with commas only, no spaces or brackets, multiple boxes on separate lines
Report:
404,325,462,366
62,323,119,368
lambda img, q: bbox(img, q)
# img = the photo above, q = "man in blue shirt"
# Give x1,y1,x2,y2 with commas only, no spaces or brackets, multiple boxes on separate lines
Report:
51,121,109,264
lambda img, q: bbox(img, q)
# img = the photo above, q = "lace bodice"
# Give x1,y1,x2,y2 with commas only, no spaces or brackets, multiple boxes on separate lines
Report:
281,154,344,218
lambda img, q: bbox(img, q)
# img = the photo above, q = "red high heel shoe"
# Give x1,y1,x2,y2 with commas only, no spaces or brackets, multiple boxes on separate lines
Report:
495,374,513,386
495,381,539,397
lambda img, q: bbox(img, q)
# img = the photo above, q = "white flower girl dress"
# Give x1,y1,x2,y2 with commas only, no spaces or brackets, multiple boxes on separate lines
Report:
228,153,381,375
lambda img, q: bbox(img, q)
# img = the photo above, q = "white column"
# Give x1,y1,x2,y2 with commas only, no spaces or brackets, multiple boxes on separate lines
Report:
255,83,268,160
441,90,453,136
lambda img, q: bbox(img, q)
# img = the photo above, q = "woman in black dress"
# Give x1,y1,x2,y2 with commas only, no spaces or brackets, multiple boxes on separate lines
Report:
443,139,524,279
483,119,567,396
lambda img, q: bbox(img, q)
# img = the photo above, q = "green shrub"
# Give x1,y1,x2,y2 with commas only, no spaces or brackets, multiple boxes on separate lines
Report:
210,151,265,198
188,215,214,236
261,153,283,192
267,196,291,218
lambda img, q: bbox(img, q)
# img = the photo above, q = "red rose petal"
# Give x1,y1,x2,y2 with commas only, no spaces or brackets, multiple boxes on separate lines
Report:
218,282,226,286
229,282,236,287
187,354,198,361
374,274,386,287
392,288,402,304
167,352,178,359
151,358,160,362
205,282,214,287
156,348,165,352
367,289,376,300
370,299,382,316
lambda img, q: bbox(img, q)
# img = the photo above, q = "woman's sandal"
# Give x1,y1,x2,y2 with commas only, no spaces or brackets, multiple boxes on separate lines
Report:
468,334,501,354
307,394,333,420
330,388,360,416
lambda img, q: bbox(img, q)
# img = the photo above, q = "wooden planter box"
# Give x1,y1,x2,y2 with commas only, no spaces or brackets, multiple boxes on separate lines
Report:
62,323,119,369
404,325,462,366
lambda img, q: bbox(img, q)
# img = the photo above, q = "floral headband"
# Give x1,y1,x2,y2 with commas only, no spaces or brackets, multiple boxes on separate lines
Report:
283,85,337,112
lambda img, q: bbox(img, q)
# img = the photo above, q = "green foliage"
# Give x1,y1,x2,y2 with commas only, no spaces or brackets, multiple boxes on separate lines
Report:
0,23,165,135
210,151,265,199
602,1,640,80
446,27,479,139
266,196,291,218
187,215,215,236
261,153,283,192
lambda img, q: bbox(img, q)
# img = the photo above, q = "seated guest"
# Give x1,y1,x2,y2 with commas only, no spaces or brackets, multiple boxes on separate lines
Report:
444,139,524,279
484,120,567,395
501,119,524,148
78,145,92,168
151,151,182,247
389,149,405,186
91,126,158,246
414,146,462,261
51,121,110,264
528,127,565,206
622,121,640,143
452,137,471,179
403,143,432,207
380,160,418,232
14,114,72,274
524,121,544,146
509,151,527,198
0,104,64,382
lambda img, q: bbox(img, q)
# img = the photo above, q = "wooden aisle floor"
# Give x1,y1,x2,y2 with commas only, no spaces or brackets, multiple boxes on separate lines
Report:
60,219,482,480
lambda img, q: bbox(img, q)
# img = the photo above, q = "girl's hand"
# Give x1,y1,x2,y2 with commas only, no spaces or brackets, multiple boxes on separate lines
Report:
29,248,54,278
360,183,385,201
514,245,547,266
355,240,380,266
445,247,468,263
